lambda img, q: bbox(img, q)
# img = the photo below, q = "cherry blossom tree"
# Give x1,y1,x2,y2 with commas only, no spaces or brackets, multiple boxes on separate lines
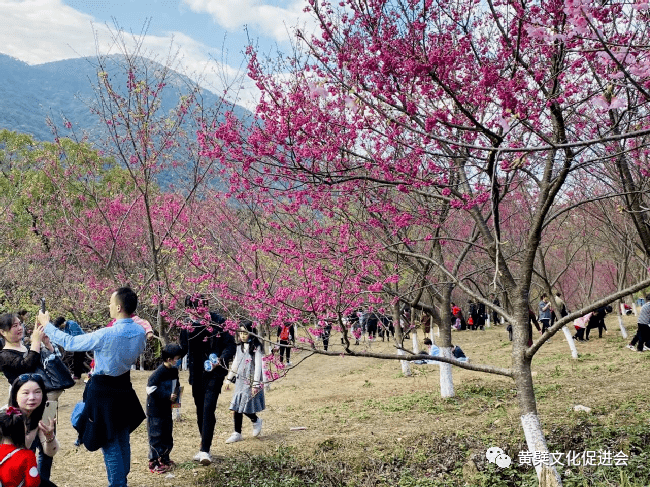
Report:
26,28,238,339
197,1,650,485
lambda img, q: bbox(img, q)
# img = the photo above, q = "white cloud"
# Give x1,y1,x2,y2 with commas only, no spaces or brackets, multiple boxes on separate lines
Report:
0,0,96,63
181,0,313,43
0,0,260,110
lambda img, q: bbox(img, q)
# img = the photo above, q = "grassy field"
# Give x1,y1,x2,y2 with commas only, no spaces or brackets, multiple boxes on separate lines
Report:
47,313,650,486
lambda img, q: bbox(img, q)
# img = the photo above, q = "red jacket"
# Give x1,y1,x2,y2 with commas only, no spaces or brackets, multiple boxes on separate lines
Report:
0,445,40,487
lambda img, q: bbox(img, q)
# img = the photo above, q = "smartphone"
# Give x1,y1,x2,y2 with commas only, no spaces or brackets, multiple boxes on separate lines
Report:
40,298,46,314
42,400,57,425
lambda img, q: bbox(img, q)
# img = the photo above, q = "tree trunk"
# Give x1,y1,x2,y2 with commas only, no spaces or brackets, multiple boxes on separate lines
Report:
411,331,419,354
613,139,650,256
521,413,562,486
439,347,455,398
438,287,455,398
393,303,411,376
561,326,578,359
617,315,628,339
398,348,411,376
513,304,563,486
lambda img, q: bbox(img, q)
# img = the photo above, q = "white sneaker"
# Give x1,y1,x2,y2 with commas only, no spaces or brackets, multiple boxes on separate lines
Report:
644,345,650,352
627,344,636,351
287,361,292,366
225,432,243,444
252,418,263,437
193,451,202,462
198,451,212,466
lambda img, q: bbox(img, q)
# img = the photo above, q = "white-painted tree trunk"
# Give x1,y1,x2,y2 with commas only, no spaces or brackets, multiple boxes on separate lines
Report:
632,302,638,316
618,315,628,339
429,327,435,344
521,412,562,486
140,353,145,370
182,355,188,371
439,347,454,398
486,315,491,328
398,348,411,376
562,326,578,359
411,331,419,354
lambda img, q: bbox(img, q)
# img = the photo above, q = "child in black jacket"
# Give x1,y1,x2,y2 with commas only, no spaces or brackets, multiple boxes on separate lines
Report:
147,344,184,473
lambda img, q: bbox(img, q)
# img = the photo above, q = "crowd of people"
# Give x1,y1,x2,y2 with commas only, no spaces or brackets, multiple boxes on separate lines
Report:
0,287,648,486
450,295,501,331
0,288,269,487
343,309,397,345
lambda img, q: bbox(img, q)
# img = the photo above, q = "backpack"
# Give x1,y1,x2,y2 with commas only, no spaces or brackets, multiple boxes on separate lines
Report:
0,447,26,487
280,325,290,341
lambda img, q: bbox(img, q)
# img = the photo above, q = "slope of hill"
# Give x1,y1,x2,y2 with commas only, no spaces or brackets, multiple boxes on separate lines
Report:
0,53,250,143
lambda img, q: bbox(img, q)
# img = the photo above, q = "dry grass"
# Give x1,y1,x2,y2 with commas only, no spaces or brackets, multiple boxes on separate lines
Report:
48,313,650,486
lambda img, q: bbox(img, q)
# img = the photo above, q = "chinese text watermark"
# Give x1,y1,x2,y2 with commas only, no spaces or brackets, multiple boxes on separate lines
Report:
487,447,629,469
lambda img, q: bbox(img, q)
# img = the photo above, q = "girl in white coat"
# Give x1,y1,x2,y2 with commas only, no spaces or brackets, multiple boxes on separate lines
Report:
224,321,265,443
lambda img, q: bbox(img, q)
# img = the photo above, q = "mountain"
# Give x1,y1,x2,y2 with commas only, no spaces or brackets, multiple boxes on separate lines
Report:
0,53,250,143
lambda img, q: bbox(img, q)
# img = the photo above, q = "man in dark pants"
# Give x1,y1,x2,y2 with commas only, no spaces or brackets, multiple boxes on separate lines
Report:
180,295,235,466
627,295,650,352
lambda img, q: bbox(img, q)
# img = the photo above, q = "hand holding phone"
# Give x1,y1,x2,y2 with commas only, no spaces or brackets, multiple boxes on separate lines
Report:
40,298,46,314
42,400,57,426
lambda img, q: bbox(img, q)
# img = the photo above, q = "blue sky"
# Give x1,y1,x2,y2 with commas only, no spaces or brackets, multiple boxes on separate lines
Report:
0,0,314,108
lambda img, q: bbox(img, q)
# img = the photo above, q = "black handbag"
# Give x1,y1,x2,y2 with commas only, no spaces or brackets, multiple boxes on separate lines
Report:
38,351,76,392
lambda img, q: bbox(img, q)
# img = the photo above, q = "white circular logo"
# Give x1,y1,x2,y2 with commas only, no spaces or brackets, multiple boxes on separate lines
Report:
486,446,511,468
486,446,504,463
495,453,512,468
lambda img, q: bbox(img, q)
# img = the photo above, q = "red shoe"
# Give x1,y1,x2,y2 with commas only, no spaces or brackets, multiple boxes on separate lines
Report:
148,460,160,473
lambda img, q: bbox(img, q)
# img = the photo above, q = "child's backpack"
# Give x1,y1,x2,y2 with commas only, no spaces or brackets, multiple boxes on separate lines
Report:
0,447,26,487
279,325,291,341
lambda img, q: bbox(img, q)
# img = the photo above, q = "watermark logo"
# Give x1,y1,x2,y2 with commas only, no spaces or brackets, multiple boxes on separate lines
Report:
518,450,628,467
486,446,512,468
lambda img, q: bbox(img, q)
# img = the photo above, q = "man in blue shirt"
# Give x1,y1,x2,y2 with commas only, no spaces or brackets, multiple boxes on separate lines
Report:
39,287,146,487
53,316,86,379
